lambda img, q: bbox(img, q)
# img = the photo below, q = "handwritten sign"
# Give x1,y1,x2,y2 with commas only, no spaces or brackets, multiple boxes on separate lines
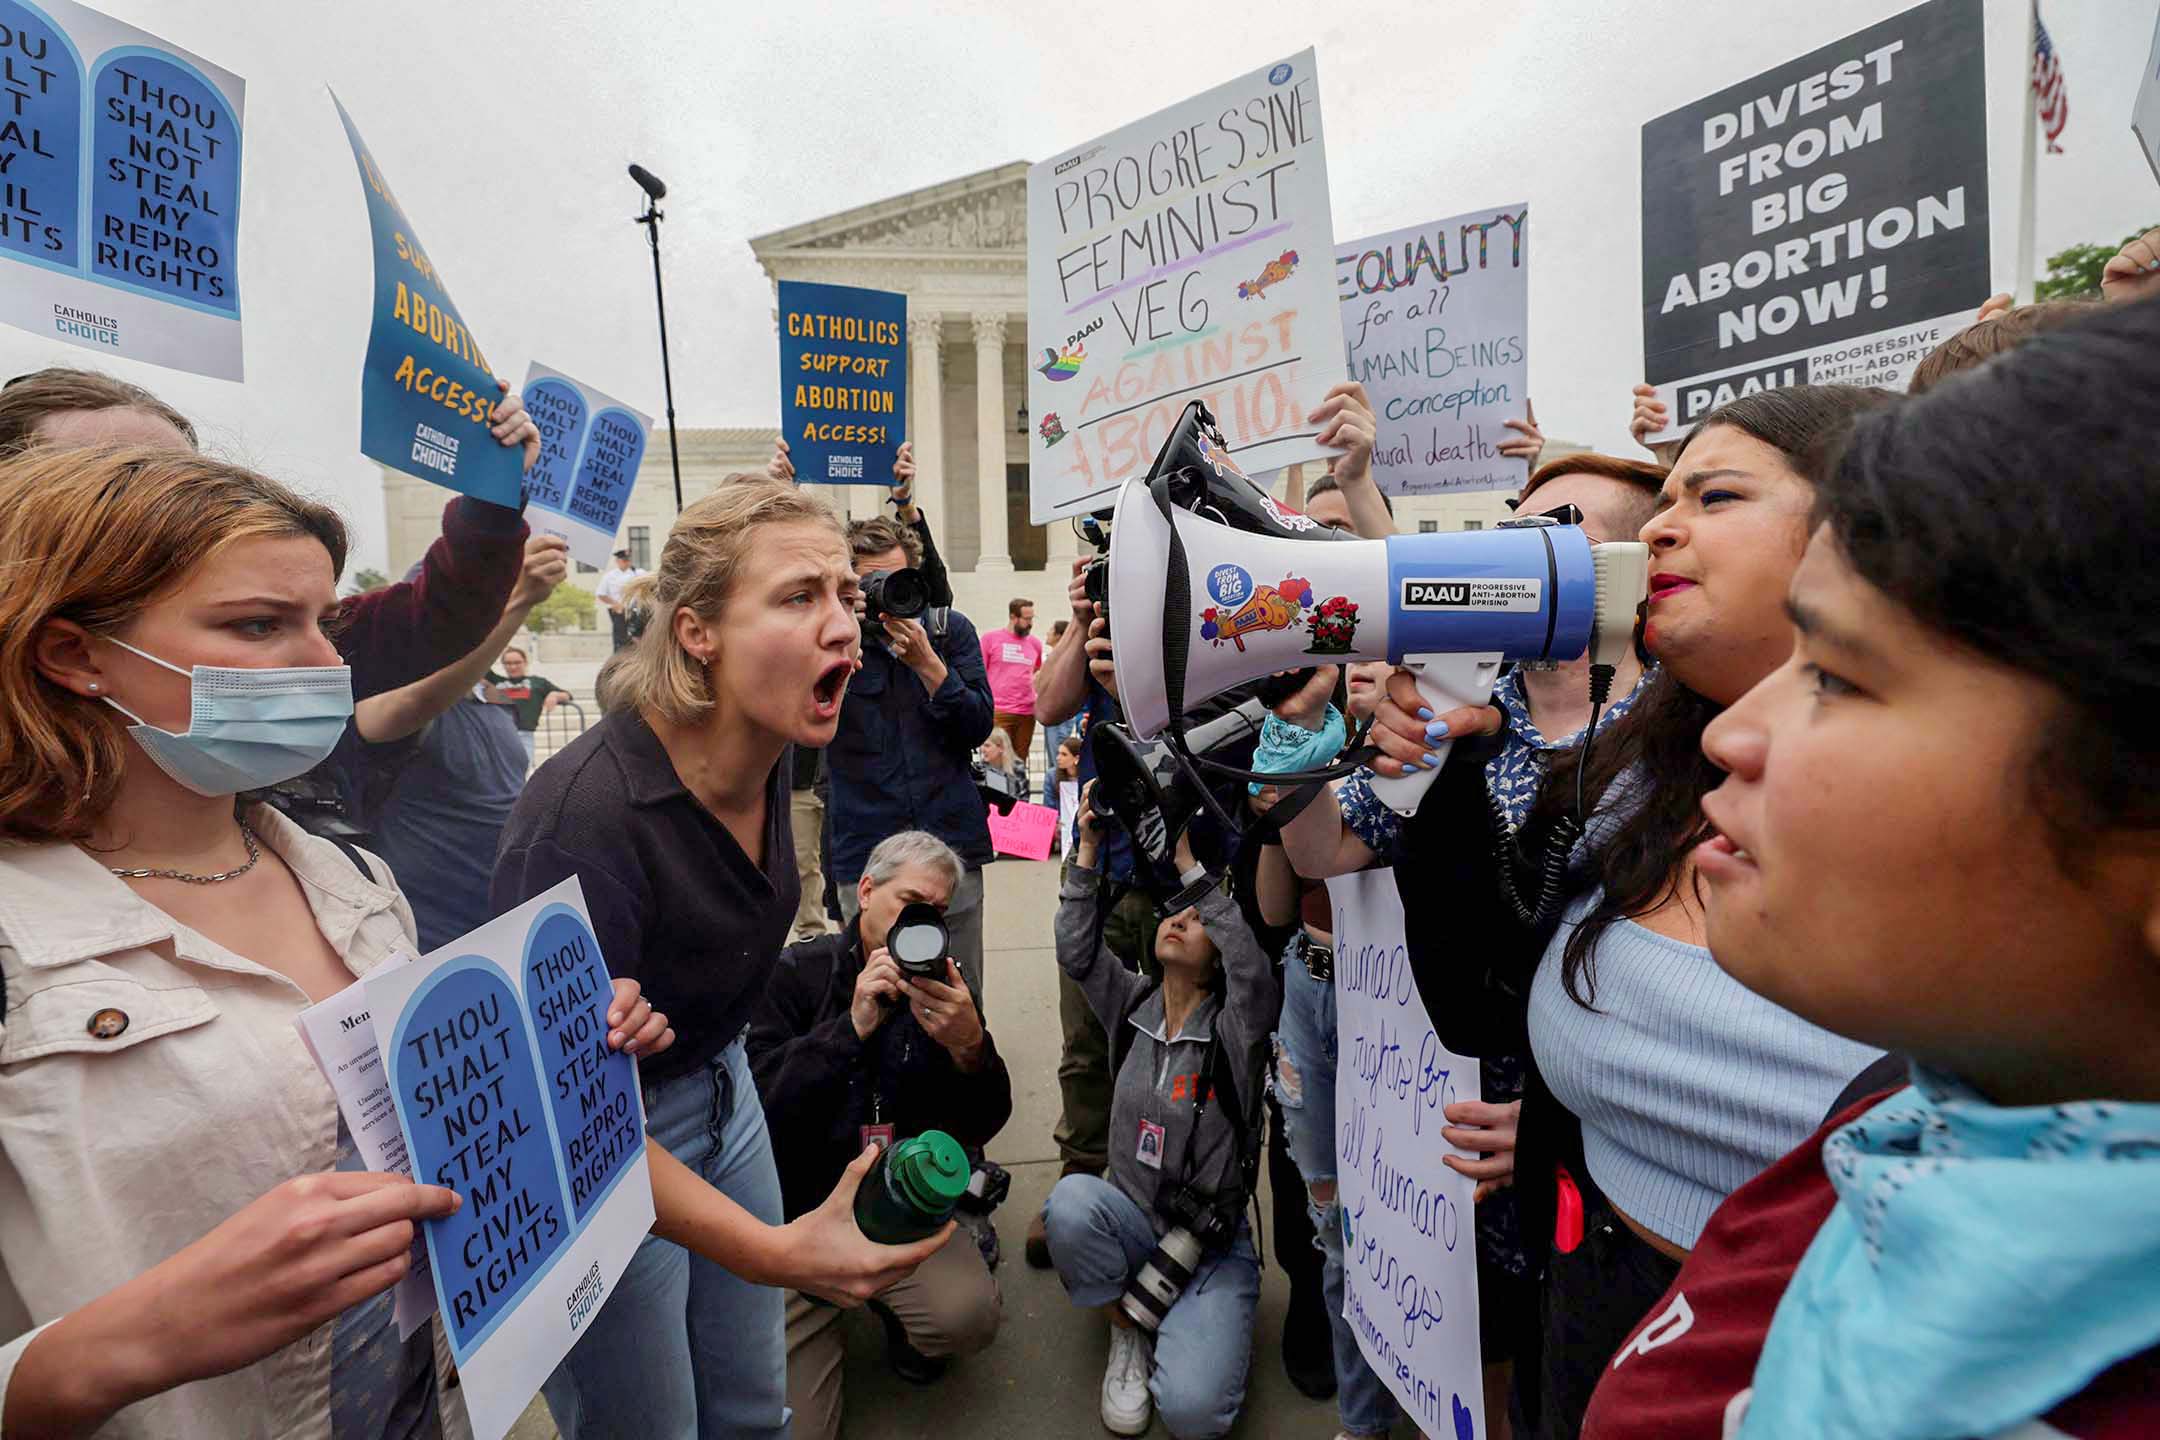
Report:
1326,867,1484,1440
778,280,906,486
0,0,244,378
333,91,522,508
1336,207,1528,495
987,799,1059,861
1026,50,1342,520
1640,0,1989,440
366,877,652,1440
520,362,653,568
2136,6,2160,188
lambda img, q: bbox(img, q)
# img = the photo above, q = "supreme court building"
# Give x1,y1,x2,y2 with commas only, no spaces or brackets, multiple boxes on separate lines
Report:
379,162,1534,624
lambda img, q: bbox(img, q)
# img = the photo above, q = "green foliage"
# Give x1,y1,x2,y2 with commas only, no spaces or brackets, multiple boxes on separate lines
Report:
350,567,390,593
527,582,598,634
2037,227,2159,301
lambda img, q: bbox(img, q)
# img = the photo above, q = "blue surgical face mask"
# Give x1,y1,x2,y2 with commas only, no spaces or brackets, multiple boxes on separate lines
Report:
100,638,353,797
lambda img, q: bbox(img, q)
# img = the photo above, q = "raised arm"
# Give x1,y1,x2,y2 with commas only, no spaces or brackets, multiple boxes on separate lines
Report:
1034,557,1095,725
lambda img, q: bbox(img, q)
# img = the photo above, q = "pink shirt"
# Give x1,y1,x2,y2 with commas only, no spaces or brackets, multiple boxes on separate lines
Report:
980,628,1044,714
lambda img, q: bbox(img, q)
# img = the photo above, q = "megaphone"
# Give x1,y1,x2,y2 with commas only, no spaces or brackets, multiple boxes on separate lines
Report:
1107,408,1648,814
1088,700,1265,906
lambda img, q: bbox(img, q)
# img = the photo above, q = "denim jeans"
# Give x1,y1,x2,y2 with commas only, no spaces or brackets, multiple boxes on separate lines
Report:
541,1037,789,1440
1273,945,1399,1437
1041,1173,1260,1440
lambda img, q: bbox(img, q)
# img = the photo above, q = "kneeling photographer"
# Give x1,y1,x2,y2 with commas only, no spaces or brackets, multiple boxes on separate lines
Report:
748,830,1010,1440
1045,785,1279,1440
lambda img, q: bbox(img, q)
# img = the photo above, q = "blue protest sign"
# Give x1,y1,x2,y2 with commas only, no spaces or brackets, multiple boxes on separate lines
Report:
522,904,642,1223
0,0,246,379
778,280,906,485
521,376,587,513
518,362,654,568
332,91,522,508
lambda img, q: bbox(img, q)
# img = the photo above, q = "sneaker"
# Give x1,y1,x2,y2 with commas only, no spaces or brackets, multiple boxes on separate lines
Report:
1100,1324,1152,1436
875,1304,950,1386
1025,1207,1053,1269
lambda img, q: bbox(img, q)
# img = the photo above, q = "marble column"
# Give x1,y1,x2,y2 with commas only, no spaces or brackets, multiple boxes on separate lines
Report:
906,312,946,532
972,313,1013,573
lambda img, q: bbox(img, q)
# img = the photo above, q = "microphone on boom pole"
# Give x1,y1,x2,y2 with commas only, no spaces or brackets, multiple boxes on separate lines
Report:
629,162,683,511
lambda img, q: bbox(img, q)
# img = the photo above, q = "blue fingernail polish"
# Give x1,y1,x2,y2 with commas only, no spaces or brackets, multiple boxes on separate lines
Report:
1399,760,1421,772
1426,720,1451,741
1422,750,1441,767
1415,707,1435,721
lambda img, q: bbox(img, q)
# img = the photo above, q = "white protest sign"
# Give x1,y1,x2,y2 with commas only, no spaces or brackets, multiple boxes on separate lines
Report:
0,0,245,378
366,877,653,1440
2135,6,2160,188
1337,206,1529,495
1327,867,1485,1440
1026,50,1341,520
294,953,434,1339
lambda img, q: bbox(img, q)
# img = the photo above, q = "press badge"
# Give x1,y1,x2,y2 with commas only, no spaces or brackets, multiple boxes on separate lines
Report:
1136,1119,1166,1170
860,1123,896,1152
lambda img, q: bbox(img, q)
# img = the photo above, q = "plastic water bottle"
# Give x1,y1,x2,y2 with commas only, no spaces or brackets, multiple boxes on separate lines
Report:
852,1130,970,1244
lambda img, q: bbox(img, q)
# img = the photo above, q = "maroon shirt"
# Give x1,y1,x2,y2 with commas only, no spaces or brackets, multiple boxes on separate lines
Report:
334,496,526,702
1583,1089,2160,1440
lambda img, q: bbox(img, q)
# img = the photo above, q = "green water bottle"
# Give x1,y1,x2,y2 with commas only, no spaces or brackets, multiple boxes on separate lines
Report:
853,1130,969,1244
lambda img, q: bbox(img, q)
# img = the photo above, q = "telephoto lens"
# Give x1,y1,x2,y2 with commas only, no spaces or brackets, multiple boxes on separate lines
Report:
860,566,929,624
886,901,948,980
1118,1226,1204,1333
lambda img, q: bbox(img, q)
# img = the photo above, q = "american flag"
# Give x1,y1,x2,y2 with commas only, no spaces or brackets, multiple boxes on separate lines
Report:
2032,7,2069,154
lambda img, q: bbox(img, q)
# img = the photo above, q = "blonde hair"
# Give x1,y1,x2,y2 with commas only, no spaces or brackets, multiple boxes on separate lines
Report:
0,445,348,844
609,475,846,726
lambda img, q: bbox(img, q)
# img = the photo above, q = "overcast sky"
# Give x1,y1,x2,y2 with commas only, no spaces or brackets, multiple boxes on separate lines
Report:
3,0,2152,571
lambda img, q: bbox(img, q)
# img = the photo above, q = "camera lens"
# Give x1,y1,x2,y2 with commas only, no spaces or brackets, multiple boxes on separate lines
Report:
887,901,948,979
863,567,929,623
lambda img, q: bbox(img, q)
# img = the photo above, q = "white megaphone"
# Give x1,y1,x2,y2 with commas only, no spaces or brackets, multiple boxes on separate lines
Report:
1105,411,1648,814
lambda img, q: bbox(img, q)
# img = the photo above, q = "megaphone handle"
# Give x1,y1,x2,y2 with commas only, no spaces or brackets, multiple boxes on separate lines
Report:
1364,653,1504,817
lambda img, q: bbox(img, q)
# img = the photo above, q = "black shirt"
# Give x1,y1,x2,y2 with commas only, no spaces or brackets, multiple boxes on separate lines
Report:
484,671,565,731
492,708,798,1084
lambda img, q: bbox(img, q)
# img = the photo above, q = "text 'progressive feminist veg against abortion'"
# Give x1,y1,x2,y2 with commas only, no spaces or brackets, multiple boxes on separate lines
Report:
365,877,654,1440
332,90,524,508
520,362,653,569
1025,49,1342,522
1336,205,1529,496
778,280,906,486
1638,0,1990,442
0,0,244,379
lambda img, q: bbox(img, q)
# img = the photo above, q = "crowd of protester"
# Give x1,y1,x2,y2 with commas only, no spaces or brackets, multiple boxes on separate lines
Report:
0,224,2154,1440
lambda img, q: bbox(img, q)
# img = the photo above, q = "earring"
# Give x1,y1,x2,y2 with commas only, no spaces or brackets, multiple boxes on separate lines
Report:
87,683,98,692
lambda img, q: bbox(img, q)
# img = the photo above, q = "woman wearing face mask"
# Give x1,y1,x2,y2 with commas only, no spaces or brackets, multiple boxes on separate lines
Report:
493,475,951,1440
1583,296,2160,1440
0,447,667,1439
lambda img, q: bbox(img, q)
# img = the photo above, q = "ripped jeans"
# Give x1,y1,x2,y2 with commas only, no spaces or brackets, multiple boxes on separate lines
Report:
1271,937,1398,1437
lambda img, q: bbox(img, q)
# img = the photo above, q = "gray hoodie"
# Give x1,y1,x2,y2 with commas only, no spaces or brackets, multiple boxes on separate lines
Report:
1055,866,1280,1237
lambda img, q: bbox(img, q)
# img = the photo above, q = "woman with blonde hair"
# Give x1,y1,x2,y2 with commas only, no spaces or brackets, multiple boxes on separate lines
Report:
495,475,949,1440
0,445,667,1438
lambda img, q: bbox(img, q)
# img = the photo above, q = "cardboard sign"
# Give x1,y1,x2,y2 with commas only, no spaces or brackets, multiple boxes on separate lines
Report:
778,280,906,486
365,877,652,1440
987,800,1059,861
0,0,244,378
1336,206,1529,494
520,363,653,568
1326,868,1486,1440
1639,0,1990,439
333,92,523,508
1026,50,1342,520
2136,6,2160,188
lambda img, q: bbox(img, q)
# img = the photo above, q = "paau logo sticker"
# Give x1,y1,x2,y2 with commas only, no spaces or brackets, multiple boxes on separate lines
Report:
1201,575,1314,652
1037,341,1085,382
1268,61,1293,85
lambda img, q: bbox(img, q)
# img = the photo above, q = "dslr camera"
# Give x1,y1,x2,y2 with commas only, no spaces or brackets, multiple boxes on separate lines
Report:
1119,1185,1237,1333
859,565,930,643
970,755,1021,815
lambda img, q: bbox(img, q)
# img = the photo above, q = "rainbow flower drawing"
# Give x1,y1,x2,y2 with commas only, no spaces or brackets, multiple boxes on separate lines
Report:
1037,342,1086,382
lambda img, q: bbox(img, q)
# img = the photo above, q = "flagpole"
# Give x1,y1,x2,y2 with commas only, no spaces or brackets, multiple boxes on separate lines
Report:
2015,0,2040,303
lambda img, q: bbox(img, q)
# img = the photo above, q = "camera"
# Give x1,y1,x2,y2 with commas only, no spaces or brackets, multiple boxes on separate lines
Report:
971,755,1021,815
1118,1186,1236,1333
886,901,949,981
1077,513,1112,621
859,566,930,628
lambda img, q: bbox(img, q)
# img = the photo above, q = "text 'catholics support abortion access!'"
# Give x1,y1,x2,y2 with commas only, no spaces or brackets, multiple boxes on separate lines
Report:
1026,50,1341,521
777,280,906,487
1639,0,1990,440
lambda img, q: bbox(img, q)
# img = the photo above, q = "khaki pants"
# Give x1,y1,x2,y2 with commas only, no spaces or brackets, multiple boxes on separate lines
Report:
790,788,833,939
992,712,1036,774
784,1232,1002,1440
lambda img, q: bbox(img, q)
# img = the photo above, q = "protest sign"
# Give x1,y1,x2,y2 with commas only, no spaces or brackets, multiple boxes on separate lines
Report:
1325,868,1485,1440
987,799,1058,861
520,362,653,568
2136,7,2160,187
0,0,244,378
293,953,434,1339
333,92,523,508
778,280,906,485
366,877,652,1440
1639,0,1989,440
1336,206,1529,494
1026,50,1342,520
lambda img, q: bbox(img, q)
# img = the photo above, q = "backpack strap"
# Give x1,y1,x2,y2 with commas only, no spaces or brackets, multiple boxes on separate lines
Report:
926,605,951,643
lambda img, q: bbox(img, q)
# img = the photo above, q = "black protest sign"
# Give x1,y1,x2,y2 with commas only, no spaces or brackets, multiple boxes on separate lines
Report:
1640,0,1989,431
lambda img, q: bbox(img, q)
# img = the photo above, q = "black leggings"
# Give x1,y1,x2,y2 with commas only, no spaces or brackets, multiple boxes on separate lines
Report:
1534,1193,1683,1439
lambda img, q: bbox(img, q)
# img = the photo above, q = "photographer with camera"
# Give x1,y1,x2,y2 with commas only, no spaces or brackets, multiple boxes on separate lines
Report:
1045,786,1278,1439
748,830,1010,1440
825,516,997,1003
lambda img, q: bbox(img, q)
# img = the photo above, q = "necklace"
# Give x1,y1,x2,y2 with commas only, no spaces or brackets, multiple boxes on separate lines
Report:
108,824,262,885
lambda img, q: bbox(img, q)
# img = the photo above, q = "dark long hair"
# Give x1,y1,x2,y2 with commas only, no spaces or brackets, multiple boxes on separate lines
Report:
1820,297,2160,850
1541,384,1893,1006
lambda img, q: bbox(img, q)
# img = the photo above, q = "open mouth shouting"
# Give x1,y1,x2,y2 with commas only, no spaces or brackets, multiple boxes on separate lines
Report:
811,659,852,722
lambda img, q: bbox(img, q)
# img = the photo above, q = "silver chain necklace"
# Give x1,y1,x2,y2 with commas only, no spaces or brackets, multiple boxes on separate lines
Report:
108,824,262,884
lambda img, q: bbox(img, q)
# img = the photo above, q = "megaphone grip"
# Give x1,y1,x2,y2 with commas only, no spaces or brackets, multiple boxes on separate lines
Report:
1363,654,1505,817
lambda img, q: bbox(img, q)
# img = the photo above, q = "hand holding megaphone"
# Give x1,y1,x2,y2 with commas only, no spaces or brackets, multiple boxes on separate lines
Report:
1363,672,1504,779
